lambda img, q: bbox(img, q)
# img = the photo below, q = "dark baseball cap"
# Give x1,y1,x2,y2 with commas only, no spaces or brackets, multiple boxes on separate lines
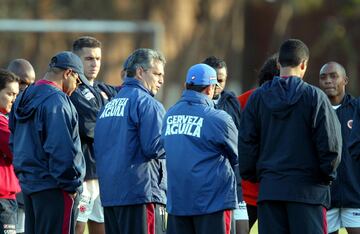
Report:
49,51,89,85
185,63,219,86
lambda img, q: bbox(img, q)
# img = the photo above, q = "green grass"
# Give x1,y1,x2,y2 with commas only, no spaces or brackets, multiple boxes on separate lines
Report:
250,221,348,233
83,219,349,233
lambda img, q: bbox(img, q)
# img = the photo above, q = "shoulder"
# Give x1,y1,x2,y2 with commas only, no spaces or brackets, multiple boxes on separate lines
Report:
221,90,240,104
137,90,164,110
301,83,323,97
207,107,233,127
0,115,8,128
299,83,328,105
71,85,96,101
43,92,74,113
346,94,357,107
222,90,237,98
95,81,118,96
238,89,255,107
122,87,165,116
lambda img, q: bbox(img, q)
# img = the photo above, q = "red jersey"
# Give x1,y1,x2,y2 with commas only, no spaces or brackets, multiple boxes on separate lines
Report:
238,88,259,206
0,114,21,199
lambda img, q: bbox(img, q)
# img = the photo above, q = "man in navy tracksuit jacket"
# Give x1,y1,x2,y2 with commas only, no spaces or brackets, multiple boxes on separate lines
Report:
162,64,238,234
202,56,247,234
9,51,86,234
320,62,360,234
94,48,167,234
70,36,117,234
239,39,342,234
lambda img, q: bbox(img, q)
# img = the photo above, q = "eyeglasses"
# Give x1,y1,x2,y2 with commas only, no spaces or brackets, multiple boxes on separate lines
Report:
19,79,32,87
215,83,223,89
71,71,82,85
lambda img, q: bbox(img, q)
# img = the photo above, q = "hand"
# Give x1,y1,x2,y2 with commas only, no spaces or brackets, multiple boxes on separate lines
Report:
69,192,77,199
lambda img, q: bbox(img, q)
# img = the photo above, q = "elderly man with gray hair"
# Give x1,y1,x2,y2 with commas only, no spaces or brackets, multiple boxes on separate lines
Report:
94,48,167,234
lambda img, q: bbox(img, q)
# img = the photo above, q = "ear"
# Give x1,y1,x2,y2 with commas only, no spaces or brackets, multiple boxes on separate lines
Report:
344,76,349,85
135,66,144,78
203,85,213,96
63,69,72,80
300,60,308,71
276,62,281,70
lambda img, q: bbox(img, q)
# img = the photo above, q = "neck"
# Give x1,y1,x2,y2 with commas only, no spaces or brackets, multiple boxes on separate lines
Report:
280,67,303,79
330,93,345,106
43,73,62,89
88,78,94,86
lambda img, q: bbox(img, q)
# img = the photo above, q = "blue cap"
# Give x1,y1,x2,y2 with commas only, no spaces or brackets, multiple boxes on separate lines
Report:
185,63,218,86
49,51,88,85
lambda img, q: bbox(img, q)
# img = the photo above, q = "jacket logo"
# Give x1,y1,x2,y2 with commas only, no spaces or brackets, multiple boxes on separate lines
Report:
81,88,96,101
99,98,128,119
165,115,203,138
352,211,360,216
347,119,353,129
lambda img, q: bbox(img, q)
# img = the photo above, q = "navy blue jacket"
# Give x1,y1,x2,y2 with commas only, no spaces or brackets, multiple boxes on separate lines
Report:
162,90,238,216
70,80,117,180
94,77,166,207
9,82,85,195
349,98,360,160
215,90,243,201
330,94,360,208
239,76,342,208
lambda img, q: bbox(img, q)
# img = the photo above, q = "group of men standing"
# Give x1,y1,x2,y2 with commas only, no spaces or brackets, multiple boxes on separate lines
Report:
6,36,116,234
2,36,360,234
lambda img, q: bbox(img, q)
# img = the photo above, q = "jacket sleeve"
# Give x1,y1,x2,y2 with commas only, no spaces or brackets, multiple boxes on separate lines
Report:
97,83,118,100
221,114,239,168
43,99,84,193
312,92,342,184
348,98,360,160
238,94,260,182
138,99,166,159
70,88,99,141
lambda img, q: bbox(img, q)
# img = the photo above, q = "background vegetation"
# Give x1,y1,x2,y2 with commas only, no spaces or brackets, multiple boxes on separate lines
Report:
0,0,359,108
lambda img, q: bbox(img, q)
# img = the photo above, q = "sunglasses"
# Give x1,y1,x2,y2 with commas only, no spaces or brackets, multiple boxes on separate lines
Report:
19,79,32,87
71,71,82,85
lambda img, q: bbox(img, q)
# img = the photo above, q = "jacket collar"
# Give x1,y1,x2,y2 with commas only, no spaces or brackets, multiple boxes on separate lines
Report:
180,90,214,107
338,93,355,108
123,77,153,96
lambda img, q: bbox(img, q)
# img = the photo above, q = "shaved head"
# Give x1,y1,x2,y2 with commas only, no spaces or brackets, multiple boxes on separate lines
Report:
7,59,35,92
319,61,348,105
320,61,346,78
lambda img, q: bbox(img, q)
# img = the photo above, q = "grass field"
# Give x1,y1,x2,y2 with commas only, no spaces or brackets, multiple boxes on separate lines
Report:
249,221,348,233
83,221,348,234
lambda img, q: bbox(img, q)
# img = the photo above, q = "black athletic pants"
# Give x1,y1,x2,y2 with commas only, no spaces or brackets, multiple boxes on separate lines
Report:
246,204,258,229
0,198,17,233
23,189,75,234
104,203,166,234
167,210,232,234
258,201,327,234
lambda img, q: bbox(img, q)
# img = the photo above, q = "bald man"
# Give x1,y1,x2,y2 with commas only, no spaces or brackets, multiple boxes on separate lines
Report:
7,59,35,92
7,59,35,233
319,62,360,234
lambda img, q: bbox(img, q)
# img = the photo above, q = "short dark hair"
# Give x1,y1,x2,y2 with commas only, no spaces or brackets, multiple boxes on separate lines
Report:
72,36,101,53
258,53,279,86
202,56,227,70
185,83,208,92
278,39,309,67
0,69,19,90
126,48,166,77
